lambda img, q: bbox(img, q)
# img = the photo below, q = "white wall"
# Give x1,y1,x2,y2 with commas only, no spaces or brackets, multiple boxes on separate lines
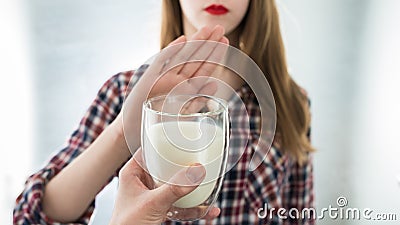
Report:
350,0,400,224
280,0,400,224
0,0,33,224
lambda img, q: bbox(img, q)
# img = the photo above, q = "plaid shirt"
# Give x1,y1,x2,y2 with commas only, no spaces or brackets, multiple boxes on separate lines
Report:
14,66,315,225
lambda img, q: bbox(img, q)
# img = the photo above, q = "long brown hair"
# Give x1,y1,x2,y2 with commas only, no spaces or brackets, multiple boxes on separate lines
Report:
160,0,314,164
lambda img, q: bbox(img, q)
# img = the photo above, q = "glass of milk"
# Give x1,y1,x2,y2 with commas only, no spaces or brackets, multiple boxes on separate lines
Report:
141,94,229,221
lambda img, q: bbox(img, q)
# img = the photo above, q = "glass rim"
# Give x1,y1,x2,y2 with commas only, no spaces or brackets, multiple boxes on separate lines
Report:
143,94,228,117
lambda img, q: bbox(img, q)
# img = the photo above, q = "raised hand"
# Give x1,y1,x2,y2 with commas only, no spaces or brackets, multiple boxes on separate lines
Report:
118,25,229,155
143,25,229,98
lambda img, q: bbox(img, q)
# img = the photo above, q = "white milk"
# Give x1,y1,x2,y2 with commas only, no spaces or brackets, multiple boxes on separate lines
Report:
144,121,225,208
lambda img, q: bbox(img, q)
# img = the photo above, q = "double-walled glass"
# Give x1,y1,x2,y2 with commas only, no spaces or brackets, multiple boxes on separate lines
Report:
141,94,229,221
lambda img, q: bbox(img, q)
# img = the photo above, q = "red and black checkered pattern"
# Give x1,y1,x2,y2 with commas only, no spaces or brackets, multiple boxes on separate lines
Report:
13,66,314,225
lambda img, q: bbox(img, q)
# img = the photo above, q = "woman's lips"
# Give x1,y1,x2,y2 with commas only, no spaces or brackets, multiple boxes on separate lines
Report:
205,4,229,15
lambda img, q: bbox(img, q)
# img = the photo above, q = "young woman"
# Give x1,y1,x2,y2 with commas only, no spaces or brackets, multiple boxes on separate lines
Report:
14,0,314,224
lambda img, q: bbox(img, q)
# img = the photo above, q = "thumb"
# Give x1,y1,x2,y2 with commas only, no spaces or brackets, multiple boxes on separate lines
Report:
153,164,206,208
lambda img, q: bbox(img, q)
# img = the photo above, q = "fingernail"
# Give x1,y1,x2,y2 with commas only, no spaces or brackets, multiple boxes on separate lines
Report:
186,164,206,184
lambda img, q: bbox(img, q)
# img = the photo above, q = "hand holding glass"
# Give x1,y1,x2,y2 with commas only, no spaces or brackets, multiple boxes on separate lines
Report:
141,94,229,221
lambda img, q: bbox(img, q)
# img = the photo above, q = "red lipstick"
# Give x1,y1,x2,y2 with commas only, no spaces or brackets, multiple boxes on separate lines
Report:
205,4,229,15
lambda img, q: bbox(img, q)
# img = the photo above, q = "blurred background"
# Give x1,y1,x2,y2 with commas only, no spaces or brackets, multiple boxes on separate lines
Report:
1,0,399,224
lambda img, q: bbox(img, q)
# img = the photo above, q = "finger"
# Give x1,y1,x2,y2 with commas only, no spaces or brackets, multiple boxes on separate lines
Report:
190,26,213,41
197,80,218,96
119,160,149,194
164,46,227,99
120,149,143,176
179,82,218,114
176,25,225,77
168,35,186,46
176,36,229,93
166,205,216,221
158,35,187,63
132,148,155,189
119,148,151,193
220,36,229,45
152,36,187,75
203,207,221,220
166,74,217,96
152,164,206,209
132,148,144,165
126,35,185,101
180,96,208,114
166,26,216,76
192,36,229,78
